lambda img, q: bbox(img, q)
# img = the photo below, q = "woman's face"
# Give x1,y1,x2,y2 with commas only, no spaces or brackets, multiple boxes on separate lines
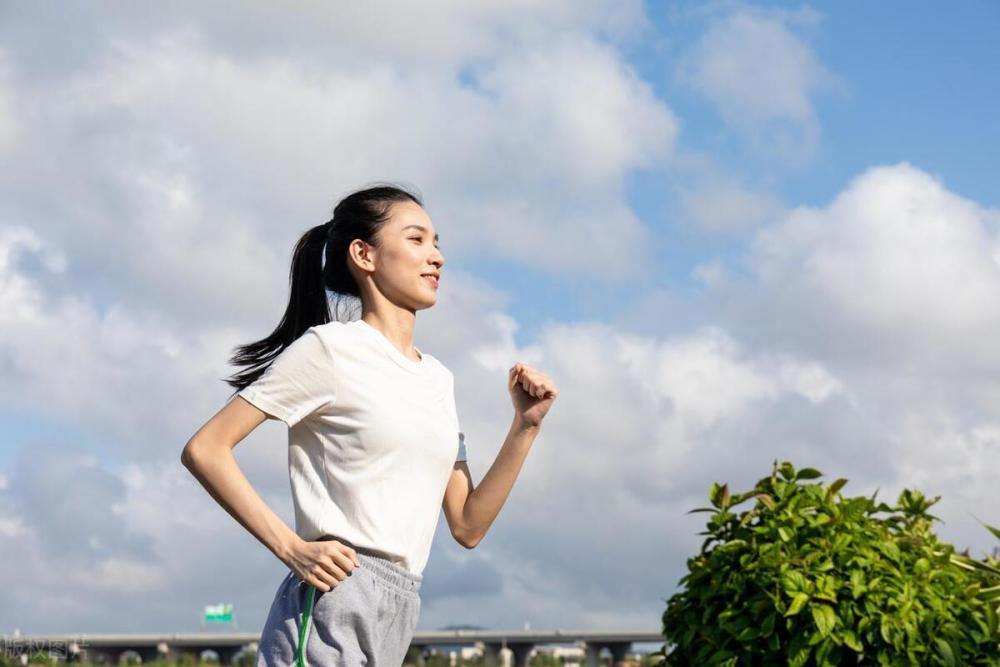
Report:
356,200,446,311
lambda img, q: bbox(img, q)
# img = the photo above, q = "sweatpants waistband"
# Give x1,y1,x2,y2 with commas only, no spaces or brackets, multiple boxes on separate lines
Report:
316,535,422,596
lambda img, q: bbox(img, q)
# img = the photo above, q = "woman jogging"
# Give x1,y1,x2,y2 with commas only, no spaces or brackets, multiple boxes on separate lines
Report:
181,184,558,666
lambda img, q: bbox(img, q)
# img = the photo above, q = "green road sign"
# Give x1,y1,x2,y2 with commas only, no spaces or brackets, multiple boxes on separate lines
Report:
204,603,234,622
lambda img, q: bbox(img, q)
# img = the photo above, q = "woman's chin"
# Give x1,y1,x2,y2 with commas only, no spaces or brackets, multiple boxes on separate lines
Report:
414,294,438,310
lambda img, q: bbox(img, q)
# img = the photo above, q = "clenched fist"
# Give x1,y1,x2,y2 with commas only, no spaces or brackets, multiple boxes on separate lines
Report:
509,363,558,428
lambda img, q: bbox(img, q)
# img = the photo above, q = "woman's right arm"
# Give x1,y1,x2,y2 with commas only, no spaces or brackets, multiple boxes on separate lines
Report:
180,395,359,591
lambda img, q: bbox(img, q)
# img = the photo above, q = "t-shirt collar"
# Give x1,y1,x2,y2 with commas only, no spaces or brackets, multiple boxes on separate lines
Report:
354,319,429,374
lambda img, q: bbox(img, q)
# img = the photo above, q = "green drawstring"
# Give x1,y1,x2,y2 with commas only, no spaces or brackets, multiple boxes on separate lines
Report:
295,583,317,667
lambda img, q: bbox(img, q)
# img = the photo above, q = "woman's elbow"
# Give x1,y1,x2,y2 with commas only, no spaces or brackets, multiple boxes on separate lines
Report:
180,438,207,470
454,528,482,550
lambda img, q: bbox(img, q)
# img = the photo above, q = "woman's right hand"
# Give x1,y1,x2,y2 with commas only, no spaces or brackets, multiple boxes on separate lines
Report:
283,536,361,592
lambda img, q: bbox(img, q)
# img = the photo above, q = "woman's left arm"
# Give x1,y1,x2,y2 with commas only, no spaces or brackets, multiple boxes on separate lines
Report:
442,364,557,548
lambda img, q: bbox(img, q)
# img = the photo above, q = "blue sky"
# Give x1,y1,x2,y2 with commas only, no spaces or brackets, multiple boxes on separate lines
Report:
1,0,999,641
456,1,1000,343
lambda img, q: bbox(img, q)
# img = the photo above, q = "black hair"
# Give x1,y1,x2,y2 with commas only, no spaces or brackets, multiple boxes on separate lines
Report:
223,182,423,393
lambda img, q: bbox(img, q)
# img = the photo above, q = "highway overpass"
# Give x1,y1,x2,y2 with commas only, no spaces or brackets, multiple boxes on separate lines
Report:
1,629,666,666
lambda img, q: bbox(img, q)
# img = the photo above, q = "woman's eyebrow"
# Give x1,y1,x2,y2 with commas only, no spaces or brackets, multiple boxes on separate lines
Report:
402,224,439,242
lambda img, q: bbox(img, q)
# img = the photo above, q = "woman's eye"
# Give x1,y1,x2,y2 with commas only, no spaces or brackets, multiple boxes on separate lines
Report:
409,237,439,250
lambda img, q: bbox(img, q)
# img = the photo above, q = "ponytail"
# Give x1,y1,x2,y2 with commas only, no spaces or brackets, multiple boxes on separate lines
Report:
223,183,423,393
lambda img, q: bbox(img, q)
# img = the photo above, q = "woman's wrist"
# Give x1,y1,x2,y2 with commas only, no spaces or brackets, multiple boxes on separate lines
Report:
511,415,541,434
274,530,302,563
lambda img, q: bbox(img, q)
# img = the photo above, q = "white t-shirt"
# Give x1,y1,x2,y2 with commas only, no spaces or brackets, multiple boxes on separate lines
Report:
236,318,467,576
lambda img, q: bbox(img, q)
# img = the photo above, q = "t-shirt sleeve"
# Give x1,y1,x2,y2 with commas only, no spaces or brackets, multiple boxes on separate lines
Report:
236,327,336,428
444,367,468,463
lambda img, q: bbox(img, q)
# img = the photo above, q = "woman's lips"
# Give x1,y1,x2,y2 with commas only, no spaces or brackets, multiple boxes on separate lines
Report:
422,274,439,288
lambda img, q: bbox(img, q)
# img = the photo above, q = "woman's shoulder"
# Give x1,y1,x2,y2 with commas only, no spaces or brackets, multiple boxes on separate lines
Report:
311,319,352,337
313,320,346,330
302,320,355,354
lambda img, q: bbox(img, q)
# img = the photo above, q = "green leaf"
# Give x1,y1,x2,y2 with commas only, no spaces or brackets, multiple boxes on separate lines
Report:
827,478,849,496
850,570,867,599
815,638,836,667
811,604,837,637
760,612,776,638
795,467,823,480
785,592,810,617
782,570,809,594
813,589,837,604
788,636,811,667
709,481,722,508
880,616,892,644
934,637,957,667
756,493,777,511
842,629,863,653
831,533,852,552
951,553,1000,576
975,518,1000,542
707,649,736,663
978,584,1000,601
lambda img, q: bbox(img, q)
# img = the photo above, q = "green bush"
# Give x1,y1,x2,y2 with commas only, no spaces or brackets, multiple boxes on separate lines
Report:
659,461,1000,666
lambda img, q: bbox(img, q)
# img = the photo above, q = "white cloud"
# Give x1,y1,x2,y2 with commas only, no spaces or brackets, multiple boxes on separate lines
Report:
0,224,226,451
683,161,1000,558
0,446,291,631
1,1,649,78
0,17,675,332
10,22,662,344
665,149,786,234
740,162,1000,373
474,35,676,193
677,5,844,164
692,258,729,288
680,178,785,232
0,517,25,538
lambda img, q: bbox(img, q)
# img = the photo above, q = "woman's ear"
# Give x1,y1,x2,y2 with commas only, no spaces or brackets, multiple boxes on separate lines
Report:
347,238,375,273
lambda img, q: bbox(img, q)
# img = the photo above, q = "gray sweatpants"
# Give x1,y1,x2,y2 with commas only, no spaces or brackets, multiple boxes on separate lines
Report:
256,543,422,666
